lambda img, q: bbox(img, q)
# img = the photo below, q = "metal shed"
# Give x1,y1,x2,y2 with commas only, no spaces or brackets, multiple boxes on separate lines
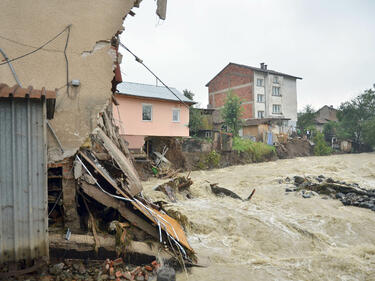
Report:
0,84,56,263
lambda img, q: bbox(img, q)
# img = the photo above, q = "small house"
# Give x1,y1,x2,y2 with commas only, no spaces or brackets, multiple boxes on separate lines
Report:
315,105,338,132
114,82,195,150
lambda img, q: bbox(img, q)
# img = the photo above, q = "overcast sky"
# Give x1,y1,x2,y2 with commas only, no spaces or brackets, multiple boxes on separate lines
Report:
119,0,375,111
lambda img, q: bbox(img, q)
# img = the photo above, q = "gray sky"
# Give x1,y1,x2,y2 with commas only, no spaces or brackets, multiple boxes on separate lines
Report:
120,0,375,111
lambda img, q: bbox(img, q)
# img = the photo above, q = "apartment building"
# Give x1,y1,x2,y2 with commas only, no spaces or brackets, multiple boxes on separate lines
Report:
206,62,302,128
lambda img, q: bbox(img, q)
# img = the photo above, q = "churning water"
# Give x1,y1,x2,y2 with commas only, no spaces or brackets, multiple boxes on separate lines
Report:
143,153,375,281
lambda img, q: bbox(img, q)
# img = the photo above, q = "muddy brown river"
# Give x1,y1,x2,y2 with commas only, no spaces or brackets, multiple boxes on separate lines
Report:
143,153,375,281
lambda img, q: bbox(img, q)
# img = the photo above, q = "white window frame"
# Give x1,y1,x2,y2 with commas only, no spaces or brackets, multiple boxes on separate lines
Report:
257,94,264,103
142,103,152,121
273,76,279,84
172,108,180,122
272,86,281,96
257,111,264,118
256,78,264,87
272,104,281,114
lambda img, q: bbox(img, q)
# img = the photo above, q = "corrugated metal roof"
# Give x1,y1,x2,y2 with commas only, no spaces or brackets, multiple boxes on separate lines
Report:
0,83,56,99
116,82,195,104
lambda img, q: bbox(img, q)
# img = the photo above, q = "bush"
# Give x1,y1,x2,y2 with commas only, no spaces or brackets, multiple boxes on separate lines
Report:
232,137,276,162
313,132,332,156
205,150,221,168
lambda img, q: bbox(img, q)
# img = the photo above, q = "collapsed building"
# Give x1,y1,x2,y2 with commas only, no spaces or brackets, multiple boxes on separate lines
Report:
0,0,194,274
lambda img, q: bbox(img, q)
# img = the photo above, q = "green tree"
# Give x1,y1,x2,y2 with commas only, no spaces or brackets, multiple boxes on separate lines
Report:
313,132,332,156
189,107,202,136
183,89,194,101
221,91,243,136
337,88,375,147
323,121,337,142
297,105,316,133
183,89,203,136
362,117,375,147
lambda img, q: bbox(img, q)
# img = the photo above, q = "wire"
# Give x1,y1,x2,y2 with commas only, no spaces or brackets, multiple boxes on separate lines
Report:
118,42,190,109
0,48,22,86
0,35,63,53
0,24,71,66
64,26,71,96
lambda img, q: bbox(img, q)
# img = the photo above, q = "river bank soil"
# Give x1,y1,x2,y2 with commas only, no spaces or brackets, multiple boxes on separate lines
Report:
142,153,375,281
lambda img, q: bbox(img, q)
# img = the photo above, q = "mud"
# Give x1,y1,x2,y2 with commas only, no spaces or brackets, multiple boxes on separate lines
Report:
143,153,375,281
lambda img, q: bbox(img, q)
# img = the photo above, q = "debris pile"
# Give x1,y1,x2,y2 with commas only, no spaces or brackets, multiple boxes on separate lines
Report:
275,138,313,159
20,258,163,281
49,105,195,270
153,174,193,203
282,175,375,211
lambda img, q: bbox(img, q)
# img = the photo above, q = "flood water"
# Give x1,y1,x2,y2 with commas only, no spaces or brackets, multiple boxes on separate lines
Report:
142,153,375,281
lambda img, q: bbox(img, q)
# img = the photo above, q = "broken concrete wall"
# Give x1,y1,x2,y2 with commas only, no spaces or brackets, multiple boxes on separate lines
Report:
0,0,140,161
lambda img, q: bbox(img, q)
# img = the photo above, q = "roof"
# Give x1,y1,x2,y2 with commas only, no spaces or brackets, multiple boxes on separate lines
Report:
316,105,337,113
243,117,290,126
116,82,195,105
205,62,302,86
0,84,56,99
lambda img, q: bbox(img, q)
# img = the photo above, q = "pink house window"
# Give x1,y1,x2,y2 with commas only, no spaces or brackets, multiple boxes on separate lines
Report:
142,104,152,121
172,108,180,122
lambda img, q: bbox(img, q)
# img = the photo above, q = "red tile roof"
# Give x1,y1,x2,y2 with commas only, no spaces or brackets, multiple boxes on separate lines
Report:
0,84,56,99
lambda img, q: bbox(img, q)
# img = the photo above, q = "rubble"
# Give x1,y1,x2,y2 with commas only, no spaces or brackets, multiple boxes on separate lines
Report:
153,175,193,202
281,175,375,212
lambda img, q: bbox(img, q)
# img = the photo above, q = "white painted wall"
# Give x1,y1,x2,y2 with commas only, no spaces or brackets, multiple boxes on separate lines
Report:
254,70,298,129
254,72,266,118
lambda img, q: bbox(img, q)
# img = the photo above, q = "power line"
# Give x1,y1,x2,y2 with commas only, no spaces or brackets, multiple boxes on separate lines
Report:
118,42,191,109
0,35,62,53
0,24,71,66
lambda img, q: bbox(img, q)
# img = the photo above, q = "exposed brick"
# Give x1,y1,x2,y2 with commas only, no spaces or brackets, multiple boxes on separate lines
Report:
242,103,253,119
208,64,253,93
208,64,254,118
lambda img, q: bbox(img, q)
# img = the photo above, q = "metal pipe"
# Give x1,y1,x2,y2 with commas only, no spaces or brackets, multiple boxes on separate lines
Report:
47,121,64,154
0,48,22,87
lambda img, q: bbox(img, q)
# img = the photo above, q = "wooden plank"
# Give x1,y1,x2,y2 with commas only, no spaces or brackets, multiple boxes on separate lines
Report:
78,151,118,188
49,233,171,259
80,182,159,240
78,150,193,253
102,110,120,147
93,128,143,196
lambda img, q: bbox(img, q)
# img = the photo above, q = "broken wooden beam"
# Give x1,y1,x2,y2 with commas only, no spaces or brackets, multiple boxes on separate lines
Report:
80,182,159,240
92,127,142,196
49,233,171,261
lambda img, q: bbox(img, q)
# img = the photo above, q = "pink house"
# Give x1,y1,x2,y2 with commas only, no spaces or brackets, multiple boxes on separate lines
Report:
114,82,195,149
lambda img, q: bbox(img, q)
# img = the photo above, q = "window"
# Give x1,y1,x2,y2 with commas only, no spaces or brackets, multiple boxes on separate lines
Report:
172,108,180,122
257,111,264,118
257,94,264,103
256,78,264,87
273,76,279,84
142,104,152,121
272,104,281,114
272,86,281,96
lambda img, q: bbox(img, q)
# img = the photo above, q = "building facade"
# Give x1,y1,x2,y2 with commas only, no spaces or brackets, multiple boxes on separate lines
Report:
206,62,302,129
0,0,141,162
315,105,338,132
114,82,194,149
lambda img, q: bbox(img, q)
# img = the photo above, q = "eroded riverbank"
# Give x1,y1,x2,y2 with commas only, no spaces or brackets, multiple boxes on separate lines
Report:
142,153,375,281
